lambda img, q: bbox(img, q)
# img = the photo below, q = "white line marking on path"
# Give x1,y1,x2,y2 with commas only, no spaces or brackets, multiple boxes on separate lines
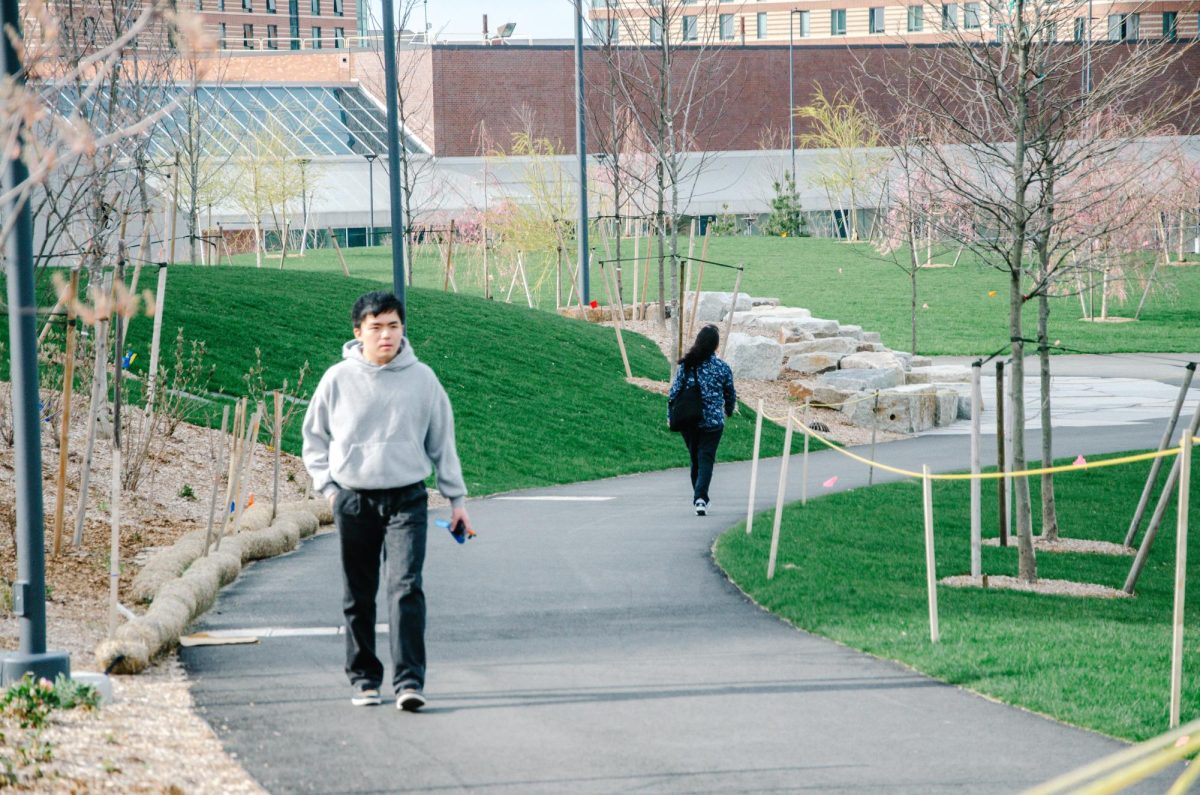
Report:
492,496,615,502
195,625,387,639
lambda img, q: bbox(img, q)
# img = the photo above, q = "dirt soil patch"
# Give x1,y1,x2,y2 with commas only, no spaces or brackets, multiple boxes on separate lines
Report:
940,574,1132,599
982,536,1135,556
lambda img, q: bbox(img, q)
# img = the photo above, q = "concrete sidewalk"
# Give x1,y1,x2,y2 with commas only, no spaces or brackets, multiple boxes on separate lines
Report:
179,359,1196,794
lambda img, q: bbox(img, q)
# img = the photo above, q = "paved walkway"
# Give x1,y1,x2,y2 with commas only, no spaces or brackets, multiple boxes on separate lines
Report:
180,356,1198,794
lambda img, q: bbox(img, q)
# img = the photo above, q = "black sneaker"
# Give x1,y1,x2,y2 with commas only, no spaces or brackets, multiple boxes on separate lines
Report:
694,499,708,516
351,687,382,707
397,689,426,712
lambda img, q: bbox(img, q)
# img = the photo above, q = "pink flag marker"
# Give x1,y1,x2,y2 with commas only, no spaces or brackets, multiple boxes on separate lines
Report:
1073,455,1087,467
823,475,839,488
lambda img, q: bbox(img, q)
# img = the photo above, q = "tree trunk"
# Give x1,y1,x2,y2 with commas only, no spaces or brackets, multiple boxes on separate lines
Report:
1038,290,1058,540
909,220,919,355
1011,270,1036,580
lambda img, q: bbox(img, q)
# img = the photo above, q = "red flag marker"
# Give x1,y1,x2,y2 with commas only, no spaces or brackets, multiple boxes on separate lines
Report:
823,475,838,488
1073,455,1087,467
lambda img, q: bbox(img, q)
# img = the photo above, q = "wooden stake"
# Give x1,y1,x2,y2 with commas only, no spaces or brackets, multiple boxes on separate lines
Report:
73,271,113,547
272,390,283,521
632,235,640,318
600,263,632,379
168,161,179,266
52,269,80,556
767,408,795,581
217,399,246,548
970,362,982,578
204,405,231,555
328,228,350,276
108,245,128,636
1169,429,1192,728
868,391,880,485
145,265,168,412
720,266,744,358
745,398,764,534
923,464,940,644
519,252,534,308
996,360,1008,547
443,221,456,292
801,399,811,506
1125,363,1196,547
230,405,261,537
687,258,706,341
277,219,290,269
640,241,652,320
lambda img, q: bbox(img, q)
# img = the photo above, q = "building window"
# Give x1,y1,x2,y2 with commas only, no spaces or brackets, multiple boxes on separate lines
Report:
243,23,253,47
335,26,345,46
869,7,884,33
312,25,321,46
1073,16,1085,41
267,23,278,46
219,21,227,47
596,17,618,43
195,0,202,10
756,11,767,38
267,0,275,11
1108,12,1138,40
218,0,224,10
242,0,251,10
964,2,980,29
649,16,661,43
333,0,343,15
908,5,923,31
831,8,846,35
1163,11,1177,40
796,10,810,36
682,14,697,40
942,3,957,30
719,13,734,40
311,0,319,15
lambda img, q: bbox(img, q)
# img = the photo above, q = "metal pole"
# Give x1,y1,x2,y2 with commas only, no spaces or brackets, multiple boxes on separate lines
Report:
923,464,940,644
574,0,590,304
767,408,796,581
366,154,376,247
788,12,796,186
380,0,406,307
0,0,70,684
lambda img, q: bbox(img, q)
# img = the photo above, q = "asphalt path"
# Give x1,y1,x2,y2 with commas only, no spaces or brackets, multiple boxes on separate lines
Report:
181,355,1199,794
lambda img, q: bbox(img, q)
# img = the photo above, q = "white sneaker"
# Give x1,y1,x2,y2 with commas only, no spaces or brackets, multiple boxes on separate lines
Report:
694,499,708,516
397,689,426,712
351,687,382,707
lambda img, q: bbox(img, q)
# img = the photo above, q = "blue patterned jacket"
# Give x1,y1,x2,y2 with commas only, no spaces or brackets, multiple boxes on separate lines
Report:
668,355,737,430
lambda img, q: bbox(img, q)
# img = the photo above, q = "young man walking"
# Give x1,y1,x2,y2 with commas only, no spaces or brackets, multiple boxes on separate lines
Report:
302,291,471,712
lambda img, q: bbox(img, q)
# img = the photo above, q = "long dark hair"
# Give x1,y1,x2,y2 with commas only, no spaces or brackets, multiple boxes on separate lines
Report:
679,324,720,369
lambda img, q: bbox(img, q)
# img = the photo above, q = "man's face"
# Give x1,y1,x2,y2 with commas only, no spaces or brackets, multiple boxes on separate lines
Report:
354,310,404,365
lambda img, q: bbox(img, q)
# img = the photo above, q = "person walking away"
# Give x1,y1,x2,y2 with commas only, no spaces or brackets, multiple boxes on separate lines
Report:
302,290,472,712
668,324,736,516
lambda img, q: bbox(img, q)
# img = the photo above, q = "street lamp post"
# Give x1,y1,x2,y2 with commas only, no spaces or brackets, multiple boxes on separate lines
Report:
788,9,802,186
1,0,69,685
573,0,590,304
365,153,377,247
380,0,406,306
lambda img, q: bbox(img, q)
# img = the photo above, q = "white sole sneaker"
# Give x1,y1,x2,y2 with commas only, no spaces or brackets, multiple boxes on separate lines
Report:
397,690,426,712
694,501,707,516
351,688,382,707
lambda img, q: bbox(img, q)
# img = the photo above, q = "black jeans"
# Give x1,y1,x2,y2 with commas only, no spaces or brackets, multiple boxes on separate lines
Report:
681,425,723,503
333,482,428,693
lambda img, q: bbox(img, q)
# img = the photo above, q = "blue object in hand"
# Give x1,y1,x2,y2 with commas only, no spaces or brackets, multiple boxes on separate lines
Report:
435,518,474,544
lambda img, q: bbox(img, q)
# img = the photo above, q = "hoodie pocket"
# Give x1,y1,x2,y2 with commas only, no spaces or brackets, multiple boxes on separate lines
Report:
335,440,428,490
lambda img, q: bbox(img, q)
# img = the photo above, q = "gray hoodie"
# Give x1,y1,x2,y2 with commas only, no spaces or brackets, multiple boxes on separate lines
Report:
302,339,467,509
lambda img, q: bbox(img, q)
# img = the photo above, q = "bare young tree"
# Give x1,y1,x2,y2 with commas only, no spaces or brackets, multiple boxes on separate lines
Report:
591,0,737,362
866,1,1196,580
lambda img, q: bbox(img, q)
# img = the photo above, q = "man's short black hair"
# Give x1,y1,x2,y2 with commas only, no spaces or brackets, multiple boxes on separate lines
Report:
352,291,406,328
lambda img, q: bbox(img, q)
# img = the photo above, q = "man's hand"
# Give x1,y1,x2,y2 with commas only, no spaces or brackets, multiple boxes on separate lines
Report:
450,506,474,538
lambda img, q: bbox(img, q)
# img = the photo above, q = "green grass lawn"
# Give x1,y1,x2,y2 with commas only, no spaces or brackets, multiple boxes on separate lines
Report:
239,237,1200,355
714,451,1200,741
17,267,801,496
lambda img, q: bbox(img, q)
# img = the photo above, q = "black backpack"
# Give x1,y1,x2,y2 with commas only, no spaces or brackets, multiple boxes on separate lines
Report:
668,365,704,432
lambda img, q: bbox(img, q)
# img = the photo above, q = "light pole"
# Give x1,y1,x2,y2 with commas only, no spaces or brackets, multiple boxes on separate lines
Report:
788,9,803,186
1,0,69,685
365,152,377,246
573,0,590,304
380,0,406,307
298,157,310,254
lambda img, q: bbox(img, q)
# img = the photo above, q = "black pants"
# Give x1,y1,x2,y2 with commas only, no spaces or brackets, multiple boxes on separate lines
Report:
333,482,428,692
681,425,723,503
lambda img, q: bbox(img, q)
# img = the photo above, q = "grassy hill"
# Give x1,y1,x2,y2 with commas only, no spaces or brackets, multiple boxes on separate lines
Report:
62,267,793,496
233,237,1200,356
